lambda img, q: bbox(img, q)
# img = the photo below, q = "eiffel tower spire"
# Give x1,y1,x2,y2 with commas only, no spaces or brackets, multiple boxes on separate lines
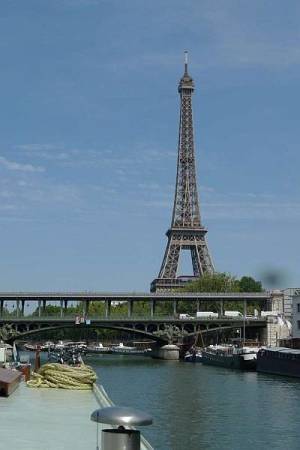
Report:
151,53,214,292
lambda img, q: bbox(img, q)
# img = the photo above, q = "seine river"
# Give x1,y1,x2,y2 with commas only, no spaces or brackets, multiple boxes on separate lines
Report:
88,355,300,450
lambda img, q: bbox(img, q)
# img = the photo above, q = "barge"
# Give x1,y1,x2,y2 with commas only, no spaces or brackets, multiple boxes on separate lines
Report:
202,345,258,370
0,380,153,449
257,347,300,378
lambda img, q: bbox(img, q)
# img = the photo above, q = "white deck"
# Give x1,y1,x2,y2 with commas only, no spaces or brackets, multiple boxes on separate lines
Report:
0,382,153,450
0,383,102,450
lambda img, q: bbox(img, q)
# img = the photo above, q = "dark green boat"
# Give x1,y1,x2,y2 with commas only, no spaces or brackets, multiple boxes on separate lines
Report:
202,345,258,371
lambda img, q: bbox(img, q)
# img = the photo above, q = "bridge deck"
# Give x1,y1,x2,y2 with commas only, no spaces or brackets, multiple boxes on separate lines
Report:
0,291,270,301
0,316,267,324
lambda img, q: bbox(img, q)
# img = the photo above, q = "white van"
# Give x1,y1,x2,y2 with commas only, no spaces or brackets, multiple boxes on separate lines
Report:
224,311,243,318
196,311,218,318
179,313,194,319
260,311,277,317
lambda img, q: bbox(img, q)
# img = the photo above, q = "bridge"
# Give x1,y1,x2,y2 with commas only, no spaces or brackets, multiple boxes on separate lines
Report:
0,291,272,344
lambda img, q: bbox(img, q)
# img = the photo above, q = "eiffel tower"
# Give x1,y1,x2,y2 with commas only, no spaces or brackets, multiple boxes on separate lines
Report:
151,53,214,292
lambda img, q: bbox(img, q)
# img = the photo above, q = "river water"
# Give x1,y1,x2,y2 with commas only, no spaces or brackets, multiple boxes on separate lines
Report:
87,355,300,450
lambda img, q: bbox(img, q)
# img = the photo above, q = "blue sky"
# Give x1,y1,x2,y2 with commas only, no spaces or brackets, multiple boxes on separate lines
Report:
0,0,299,291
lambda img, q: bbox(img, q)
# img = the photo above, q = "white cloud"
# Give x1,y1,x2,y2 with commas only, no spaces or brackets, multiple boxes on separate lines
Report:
16,144,73,161
0,156,45,173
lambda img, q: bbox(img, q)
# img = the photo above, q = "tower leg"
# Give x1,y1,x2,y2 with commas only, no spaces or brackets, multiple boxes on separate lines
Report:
158,237,180,279
196,244,214,274
191,246,202,277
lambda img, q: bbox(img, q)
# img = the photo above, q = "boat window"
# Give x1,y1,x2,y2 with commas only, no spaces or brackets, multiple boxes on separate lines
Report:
298,321,300,330
298,303,300,313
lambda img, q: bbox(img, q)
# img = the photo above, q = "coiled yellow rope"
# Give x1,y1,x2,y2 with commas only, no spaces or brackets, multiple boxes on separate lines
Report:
27,363,97,390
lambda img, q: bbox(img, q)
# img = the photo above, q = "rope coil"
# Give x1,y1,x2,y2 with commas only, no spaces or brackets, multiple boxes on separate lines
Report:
27,363,97,390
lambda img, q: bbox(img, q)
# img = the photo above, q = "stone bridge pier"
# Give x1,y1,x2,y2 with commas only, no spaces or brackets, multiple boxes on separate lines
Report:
150,344,180,360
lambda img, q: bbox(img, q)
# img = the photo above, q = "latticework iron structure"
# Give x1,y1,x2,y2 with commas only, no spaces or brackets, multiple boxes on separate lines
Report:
151,53,214,292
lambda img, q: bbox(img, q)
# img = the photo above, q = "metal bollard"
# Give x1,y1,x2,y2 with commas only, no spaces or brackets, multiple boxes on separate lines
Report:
91,406,153,450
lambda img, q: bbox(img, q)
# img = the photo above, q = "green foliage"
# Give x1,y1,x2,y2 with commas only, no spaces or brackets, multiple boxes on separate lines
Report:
239,276,263,292
184,272,240,293
32,305,78,317
88,302,106,316
0,324,19,341
183,272,263,293
86,300,173,317
180,272,264,314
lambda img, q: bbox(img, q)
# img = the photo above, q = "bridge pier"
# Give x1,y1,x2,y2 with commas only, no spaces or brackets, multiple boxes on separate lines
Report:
21,300,25,317
82,300,89,317
64,300,68,314
219,299,224,317
151,344,180,360
150,299,156,318
42,300,46,314
60,300,64,318
243,299,247,317
128,300,133,318
105,300,111,318
38,300,41,317
16,300,20,318
261,316,290,346
0,300,3,317
173,300,178,317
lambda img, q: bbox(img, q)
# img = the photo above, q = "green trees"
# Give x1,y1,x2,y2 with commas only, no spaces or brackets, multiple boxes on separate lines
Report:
184,272,239,293
184,272,263,293
180,272,264,314
239,276,263,292
32,304,78,317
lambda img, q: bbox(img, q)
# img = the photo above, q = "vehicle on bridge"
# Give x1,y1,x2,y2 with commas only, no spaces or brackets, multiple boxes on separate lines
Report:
260,311,278,317
224,311,243,318
179,313,195,319
196,311,218,318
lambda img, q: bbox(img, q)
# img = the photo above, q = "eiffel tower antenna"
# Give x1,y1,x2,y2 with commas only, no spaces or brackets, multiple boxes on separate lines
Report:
184,50,188,72
151,52,214,292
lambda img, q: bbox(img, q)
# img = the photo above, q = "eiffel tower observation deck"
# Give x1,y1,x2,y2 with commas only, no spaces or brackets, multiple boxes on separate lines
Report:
151,52,214,292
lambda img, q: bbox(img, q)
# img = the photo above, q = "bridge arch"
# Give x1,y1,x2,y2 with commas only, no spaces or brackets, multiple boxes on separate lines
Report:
10,323,168,345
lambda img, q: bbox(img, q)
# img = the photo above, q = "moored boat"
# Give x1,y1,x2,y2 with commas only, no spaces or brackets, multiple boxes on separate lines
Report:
111,342,150,355
184,348,203,362
257,347,300,378
202,345,258,370
86,343,111,354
